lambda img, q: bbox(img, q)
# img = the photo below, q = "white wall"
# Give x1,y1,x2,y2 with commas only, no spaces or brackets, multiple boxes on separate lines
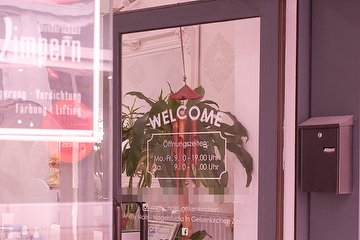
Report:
283,0,297,239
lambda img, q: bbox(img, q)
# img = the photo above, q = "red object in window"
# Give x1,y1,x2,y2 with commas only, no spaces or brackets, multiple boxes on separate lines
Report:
57,142,94,163
42,100,94,163
169,84,202,100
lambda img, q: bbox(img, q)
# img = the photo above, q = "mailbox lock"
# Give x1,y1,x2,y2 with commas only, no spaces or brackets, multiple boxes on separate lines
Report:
323,147,336,153
317,132,323,138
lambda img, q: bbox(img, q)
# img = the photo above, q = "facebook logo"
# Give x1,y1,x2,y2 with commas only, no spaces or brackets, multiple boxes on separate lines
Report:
142,203,149,212
181,227,189,236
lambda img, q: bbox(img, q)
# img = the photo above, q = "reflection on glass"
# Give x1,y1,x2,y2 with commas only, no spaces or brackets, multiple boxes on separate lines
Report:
0,0,112,240
0,0,111,142
122,18,260,240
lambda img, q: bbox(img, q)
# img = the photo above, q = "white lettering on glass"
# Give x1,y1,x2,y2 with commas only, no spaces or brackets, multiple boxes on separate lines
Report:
0,17,81,67
148,106,223,129
35,89,82,103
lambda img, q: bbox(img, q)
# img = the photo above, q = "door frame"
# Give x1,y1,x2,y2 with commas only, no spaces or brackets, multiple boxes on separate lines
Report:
113,0,286,239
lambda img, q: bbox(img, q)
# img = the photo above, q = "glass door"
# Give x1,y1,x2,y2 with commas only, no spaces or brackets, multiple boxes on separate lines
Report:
114,1,284,239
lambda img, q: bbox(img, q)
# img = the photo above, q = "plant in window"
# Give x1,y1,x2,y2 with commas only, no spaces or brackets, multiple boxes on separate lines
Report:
122,84,253,239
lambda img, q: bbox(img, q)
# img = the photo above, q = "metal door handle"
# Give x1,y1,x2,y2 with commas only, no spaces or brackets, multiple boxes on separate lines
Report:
113,198,122,240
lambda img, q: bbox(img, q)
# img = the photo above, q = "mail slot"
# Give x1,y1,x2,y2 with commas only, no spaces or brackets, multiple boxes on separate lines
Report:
299,115,353,194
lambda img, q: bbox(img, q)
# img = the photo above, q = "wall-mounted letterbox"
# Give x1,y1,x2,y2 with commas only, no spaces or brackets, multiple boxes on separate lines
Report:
299,115,353,194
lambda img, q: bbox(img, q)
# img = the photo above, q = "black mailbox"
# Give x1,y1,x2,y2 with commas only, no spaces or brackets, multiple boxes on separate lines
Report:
299,115,353,194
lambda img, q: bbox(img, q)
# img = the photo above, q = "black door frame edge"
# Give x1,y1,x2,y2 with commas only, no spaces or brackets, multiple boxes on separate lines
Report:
113,1,285,239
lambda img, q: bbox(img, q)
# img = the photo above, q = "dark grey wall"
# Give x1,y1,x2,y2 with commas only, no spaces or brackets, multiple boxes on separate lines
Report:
296,0,311,239
297,0,360,239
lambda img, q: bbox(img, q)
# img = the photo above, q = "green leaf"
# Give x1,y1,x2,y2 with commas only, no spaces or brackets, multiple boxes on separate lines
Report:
190,230,212,240
125,91,155,106
227,143,253,187
194,85,205,98
167,81,175,94
221,111,249,140
186,86,205,107
219,171,228,188
123,114,148,177
201,100,219,108
159,89,164,101
167,98,181,113
125,147,140,176
149,99,168,117
132,115,147,137
196,102,217,112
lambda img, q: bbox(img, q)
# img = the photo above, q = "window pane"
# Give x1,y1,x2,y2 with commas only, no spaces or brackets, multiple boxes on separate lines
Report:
0,1,113,239
121,18,260,240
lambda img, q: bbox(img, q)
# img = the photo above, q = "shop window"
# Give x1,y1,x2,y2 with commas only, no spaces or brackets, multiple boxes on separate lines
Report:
0,1,113,239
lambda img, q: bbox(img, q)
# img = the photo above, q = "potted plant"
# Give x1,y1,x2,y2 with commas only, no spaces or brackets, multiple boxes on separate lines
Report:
122,85,253,239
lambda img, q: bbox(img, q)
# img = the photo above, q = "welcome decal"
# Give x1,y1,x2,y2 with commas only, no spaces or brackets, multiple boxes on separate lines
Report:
148,105,223,129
